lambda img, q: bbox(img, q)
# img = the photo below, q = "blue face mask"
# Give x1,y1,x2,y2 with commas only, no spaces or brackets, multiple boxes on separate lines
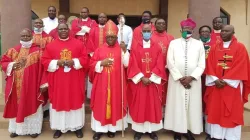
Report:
142,32,151,40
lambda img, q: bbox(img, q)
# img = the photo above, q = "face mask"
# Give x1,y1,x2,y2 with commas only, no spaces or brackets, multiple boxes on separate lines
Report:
20,40,33,48
181,31,192,39
142,32,152,40
200,36,211,43
34,27,43,33
142,18,150,24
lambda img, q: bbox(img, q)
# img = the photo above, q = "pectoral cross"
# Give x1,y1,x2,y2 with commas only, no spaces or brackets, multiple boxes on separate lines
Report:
218,53,233,76
142,52,152,73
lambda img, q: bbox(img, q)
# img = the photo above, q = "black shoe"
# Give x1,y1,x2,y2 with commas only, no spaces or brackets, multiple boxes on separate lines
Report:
205,135,212,140
53,130,62,139
10,133,18,138
75,129,83,138
107,131,115,138
30,134,39,138
183,131,195,140
148,132,158,140
93,132,103,140
174,133,182,140
134,132,143,140
43,110,49,118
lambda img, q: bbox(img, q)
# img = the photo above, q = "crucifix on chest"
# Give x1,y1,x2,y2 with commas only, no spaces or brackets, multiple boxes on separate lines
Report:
142,52,152,73
218,53,233,76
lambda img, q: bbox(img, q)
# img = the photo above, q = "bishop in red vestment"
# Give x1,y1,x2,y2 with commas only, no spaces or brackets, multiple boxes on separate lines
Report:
1,29,46,138
71,7,97,45
41,23,88,138
204,25,250,140
127,24,167,140
151,18,174,105
131,11,155,50
89,20,129,140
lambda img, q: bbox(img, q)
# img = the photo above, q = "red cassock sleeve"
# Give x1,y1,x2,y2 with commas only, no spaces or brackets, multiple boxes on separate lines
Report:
71,19,81,37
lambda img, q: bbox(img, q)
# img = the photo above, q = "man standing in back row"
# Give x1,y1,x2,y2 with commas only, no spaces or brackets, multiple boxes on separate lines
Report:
42,6,58,34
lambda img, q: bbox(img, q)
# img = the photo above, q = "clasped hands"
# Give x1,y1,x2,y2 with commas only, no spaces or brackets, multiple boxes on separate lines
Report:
101,58,114,67
215,79,227,88
13,58,27,70
179,76,194,89
57,60,74,67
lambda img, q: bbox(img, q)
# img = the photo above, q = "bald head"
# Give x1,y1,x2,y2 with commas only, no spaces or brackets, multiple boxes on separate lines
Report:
221,25,235,42
98,13,107,25
20,28,32,42
142,24,151,31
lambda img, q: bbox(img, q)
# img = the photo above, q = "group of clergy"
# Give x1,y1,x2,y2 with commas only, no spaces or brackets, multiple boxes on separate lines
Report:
1,6,250,140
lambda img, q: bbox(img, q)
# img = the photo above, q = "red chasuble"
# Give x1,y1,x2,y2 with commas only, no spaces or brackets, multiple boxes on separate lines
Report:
89,43,127,126
127,40,167,123
151,31,174,105
131,23,155,50
49,28,74,40
1,44,44,123
41,37,88,111
86,26,106,54
71,18,97,45
210,30,221,44
204,37,250,128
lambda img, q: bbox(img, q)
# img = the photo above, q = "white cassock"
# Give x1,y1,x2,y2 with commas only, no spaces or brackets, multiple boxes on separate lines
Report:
127,40,163,133
91,50,130,132
7,45,44,135
47,56,85,133
117,24,133,50
205,41,242,140
42,17,58,34
164,38,205,134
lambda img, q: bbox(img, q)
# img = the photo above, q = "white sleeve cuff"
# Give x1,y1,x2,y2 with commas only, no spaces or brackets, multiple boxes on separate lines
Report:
95,61,104,73
122,51,130,67
40,83,48,88
73,58,83,70
48,60,59,72
149,73,162,84
90,52,94,57
223,79,241,88
132,73,144,84
206,75,218,86
6,62,15,76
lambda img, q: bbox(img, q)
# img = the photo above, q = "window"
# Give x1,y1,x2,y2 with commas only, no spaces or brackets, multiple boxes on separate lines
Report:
32,10,39,20
220,8,230,24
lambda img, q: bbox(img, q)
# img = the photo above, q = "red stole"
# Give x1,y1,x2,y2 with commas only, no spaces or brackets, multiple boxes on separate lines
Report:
127,40,167,123
204,37,250,127
32,31,52,49
71,18,97,45
1,44,44,123
151,31,174,105
89,43,127,125
41,37,89,111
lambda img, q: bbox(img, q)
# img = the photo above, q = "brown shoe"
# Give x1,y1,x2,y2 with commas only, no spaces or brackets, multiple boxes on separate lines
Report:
30,134,39,138
53,130,62,139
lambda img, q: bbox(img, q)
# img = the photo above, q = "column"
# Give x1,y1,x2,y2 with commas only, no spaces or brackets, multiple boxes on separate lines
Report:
188,0,220,38
59,0,70,17
159,0,169,29
1,0,31,94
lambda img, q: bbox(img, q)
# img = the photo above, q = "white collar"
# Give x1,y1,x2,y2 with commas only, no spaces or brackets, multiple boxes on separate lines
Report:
82,17,89,21
59,37,69,41
99,24,105,28
223,41,231,48
214,30,221,33
143,40,151,48
34,31,43,34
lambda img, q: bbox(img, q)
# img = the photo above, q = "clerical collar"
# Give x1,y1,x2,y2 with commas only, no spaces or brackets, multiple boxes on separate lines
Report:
82,17,89,21
182,37,192,42
99,24,105,28
223,41,231,49
143,40,151,48
34,31,43,34
214,30,221,33
59,37,69,41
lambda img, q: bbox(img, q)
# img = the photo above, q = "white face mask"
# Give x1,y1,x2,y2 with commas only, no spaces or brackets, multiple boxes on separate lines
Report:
34,27,43,34
20,40,33,48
